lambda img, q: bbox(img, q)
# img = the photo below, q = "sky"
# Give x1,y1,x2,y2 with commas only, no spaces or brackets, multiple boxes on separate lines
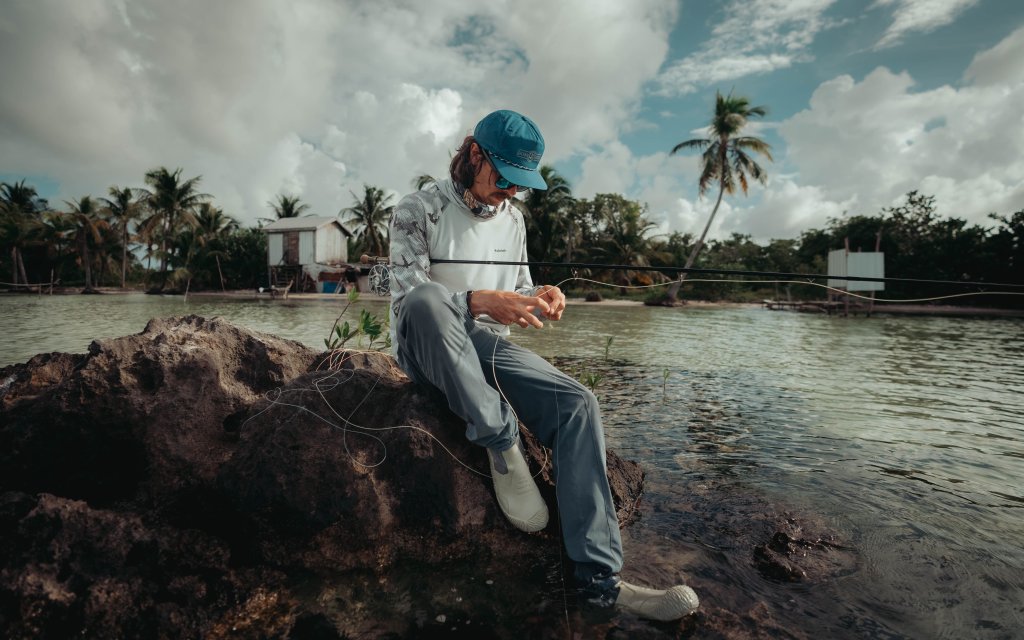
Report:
2,0,1023,244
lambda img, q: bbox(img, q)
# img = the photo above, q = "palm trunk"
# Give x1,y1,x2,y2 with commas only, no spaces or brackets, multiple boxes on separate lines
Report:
216,255,226,292
664,183,726,301
121,227,128,288
157,210,171,290
81,238,94,292
16,247,29,288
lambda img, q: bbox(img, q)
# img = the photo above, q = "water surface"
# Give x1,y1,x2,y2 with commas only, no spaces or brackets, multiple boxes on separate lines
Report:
2,293,1022,638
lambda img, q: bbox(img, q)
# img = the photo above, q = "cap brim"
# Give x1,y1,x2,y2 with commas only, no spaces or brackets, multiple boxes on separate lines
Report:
491,157,548,190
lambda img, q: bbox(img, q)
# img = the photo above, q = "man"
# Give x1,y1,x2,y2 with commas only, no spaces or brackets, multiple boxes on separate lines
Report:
388,109,699,621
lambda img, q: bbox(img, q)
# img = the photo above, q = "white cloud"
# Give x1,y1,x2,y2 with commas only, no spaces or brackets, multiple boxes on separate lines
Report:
576,143,717,240
963,23,1024,86
723,179,855,241
0,0,676,226
873,0,981,49
577,141,638,199
656,0,838,95
776,25,1024,230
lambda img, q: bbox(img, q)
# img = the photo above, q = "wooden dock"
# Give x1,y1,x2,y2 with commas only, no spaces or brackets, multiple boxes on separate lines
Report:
762,299,849,314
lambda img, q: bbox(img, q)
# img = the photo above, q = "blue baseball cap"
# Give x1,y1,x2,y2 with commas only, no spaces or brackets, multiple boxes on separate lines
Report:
473,110,548,190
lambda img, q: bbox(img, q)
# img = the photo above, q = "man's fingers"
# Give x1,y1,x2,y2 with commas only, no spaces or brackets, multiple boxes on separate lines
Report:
520,309,544,328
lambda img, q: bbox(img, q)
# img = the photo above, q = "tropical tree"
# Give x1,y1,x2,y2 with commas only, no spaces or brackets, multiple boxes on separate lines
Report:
341,184,394,257
140,167,209,290
522,166,575,282
267,194,310,221
39,210,76,283
100,186,145,288
191,203,239,290
1,180,47,286
590,194,659,289
63,196,109,293
219,227,268,290
412,174,437,191
987,209,1024,286
663,90,773,302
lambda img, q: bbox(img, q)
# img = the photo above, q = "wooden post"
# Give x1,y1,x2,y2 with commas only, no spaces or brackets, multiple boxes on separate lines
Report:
867,229,882,317
843,237,850,317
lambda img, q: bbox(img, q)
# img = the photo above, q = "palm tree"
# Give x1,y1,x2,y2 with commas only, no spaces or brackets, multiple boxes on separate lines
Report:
63,196,109,293
591,194,658,289
193,203,238,291
412,174,437,191
341,184,394,257
522,166,575,283
140,167,209,291
39,210,76,283
1,180,45,286
100,186,145,288
663,91,773,302
267,194,310,221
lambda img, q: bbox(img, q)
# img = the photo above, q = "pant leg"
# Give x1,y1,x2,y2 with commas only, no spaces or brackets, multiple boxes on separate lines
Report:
393,281,519,451
468,328,624,580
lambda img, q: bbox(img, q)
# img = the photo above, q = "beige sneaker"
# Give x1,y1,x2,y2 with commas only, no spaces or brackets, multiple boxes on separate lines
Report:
488,441,549,532
615,580,700,621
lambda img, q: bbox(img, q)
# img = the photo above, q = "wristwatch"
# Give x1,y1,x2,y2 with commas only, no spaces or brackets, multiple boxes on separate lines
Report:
466,290,478,318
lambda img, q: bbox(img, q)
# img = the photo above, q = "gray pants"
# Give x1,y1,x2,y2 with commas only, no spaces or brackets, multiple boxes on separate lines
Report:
394,282,623,582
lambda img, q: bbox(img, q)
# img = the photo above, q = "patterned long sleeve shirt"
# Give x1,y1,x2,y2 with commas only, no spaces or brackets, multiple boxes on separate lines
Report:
388,178,537,345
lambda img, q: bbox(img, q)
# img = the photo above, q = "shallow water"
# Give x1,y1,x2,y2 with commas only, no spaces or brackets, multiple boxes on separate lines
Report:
2,293,1023,638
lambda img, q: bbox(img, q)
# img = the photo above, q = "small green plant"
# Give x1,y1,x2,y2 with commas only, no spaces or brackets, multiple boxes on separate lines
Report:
603,336,614,362
580,370,603,393
325,288,391,351
662,367,671,401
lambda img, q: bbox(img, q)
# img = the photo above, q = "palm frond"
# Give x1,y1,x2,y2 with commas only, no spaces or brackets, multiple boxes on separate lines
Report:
733,136,774,160
670,138,710,155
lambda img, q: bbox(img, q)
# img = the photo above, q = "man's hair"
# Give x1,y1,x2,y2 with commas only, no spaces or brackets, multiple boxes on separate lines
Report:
449,135,479,190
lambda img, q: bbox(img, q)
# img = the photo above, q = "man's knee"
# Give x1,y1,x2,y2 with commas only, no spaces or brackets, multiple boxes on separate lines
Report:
557,379,601,425
403,282,451,317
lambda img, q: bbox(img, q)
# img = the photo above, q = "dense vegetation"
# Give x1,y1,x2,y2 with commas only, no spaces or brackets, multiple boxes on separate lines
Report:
1,170,1021,305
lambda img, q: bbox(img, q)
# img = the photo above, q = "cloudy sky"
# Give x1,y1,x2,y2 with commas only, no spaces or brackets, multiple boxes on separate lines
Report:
2,0,1022,242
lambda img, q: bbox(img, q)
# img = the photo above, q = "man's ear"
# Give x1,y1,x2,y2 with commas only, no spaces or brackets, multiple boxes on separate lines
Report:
469,143,485,170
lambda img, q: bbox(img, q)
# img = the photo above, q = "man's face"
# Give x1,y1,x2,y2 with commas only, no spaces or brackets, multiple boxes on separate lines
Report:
470,144,519,205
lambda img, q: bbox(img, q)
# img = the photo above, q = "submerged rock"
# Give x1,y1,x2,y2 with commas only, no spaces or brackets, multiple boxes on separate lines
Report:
0,315,644,639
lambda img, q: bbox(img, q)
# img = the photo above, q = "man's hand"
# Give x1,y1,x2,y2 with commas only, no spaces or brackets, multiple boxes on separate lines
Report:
470,290,552,328
535,285,566,321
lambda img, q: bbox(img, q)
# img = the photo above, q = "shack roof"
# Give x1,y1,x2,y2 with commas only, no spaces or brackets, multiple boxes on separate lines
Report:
262,216,352,236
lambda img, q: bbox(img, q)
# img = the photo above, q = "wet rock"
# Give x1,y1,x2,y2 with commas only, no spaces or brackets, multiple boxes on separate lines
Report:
0,352,86,411
0,315,645,639
752,516,854,583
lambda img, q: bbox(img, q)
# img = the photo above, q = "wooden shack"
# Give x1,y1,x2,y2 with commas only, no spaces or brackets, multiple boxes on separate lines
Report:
263,217,353,292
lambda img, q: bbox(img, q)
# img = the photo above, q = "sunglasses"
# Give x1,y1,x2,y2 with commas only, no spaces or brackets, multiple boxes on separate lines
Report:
481,148,526,191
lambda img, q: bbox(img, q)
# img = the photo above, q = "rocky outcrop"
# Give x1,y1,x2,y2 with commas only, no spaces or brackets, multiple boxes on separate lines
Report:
0,315,644,639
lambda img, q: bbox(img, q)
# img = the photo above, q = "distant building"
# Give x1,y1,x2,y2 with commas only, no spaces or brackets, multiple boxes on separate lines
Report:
827,250,885,292
262,217,354,292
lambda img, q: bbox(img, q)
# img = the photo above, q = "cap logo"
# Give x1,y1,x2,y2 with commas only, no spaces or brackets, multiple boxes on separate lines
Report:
517,149,543,163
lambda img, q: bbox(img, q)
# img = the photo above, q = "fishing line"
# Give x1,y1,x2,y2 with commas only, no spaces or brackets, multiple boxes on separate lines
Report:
241,351,490,477
548,276,1024,304
243,346,550,480
428,258,1024,292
